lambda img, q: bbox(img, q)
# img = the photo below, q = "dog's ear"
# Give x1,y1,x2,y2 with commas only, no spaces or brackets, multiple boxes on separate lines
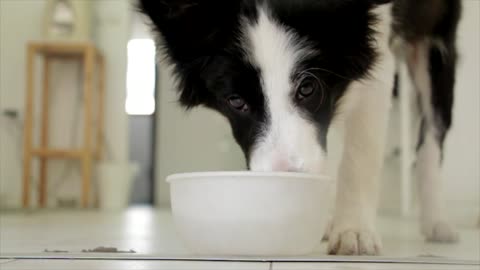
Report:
137,0,240,108
138,0,240,61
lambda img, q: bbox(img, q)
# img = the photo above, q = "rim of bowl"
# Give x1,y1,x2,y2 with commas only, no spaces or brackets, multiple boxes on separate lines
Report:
166,171,330,183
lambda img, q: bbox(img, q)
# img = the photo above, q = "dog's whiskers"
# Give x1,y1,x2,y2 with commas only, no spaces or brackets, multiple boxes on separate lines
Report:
303,67,351,81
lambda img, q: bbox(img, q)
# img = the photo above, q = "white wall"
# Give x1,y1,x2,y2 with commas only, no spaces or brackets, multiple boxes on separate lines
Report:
93,0,131,163
0,0,131,208
0,0,45,208
442,0,480,223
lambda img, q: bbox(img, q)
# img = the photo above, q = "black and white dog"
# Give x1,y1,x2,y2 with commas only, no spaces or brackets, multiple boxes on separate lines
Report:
139,0,461,255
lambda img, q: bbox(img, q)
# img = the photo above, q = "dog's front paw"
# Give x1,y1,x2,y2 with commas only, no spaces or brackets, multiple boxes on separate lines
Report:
422,220,459,243
327,228,381,255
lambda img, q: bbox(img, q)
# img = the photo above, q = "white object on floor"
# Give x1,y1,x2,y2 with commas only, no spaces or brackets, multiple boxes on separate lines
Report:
167,171,332,256
97,162,139,210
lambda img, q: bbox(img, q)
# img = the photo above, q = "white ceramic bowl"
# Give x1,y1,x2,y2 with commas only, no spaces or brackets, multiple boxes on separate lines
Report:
166,171,332,256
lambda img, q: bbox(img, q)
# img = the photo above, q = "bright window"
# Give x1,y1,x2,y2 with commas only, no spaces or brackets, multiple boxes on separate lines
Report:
126,39,156,115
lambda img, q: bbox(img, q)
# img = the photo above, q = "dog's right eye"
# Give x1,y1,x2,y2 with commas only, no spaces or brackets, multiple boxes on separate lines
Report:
227,95,249,112
295,78,317,101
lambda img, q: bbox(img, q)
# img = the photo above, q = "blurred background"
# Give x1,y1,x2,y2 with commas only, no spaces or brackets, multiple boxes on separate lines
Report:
0,0,246,211
0,0,478,260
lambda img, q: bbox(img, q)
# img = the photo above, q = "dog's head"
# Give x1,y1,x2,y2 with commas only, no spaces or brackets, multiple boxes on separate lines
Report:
139,0,388,173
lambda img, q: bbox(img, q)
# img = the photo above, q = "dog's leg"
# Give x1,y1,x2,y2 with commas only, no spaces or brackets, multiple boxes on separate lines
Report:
408,40,458,242
327,81,392,255
327,3,396,255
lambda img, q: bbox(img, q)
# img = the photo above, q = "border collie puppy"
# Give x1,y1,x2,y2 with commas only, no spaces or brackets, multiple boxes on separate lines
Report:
138,0,461,255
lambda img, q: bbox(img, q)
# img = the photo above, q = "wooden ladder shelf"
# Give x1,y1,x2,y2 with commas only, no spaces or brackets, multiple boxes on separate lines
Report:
23,41,105,208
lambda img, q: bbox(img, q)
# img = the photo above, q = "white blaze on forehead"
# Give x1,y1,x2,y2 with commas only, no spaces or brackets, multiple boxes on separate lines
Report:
243,8,325,173
246,9,304,100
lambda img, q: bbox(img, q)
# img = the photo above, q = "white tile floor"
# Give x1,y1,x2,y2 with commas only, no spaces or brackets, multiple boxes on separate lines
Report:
0,259,270,270
0,207,479,269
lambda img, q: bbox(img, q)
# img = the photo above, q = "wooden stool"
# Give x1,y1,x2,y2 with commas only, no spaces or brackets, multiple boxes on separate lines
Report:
23,41,105,208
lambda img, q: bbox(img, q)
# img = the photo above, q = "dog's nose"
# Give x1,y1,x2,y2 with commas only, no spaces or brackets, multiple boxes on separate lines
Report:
271,158,302,172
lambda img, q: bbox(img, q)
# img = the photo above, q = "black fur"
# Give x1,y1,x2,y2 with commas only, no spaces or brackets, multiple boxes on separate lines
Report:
138,0,382,157
392,72,399,98
137,0,244,107
138,0,266,158
429,45,457,147
392,0,461,43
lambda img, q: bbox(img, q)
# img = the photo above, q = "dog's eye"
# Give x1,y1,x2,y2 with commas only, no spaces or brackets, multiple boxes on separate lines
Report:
295,79,317,101
227,95,249,112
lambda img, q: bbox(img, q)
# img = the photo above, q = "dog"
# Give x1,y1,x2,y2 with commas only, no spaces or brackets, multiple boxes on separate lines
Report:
138,0,462,255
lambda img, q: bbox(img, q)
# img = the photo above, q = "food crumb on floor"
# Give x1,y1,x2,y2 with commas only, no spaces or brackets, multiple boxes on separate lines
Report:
43,249,68,253
81,246,136,253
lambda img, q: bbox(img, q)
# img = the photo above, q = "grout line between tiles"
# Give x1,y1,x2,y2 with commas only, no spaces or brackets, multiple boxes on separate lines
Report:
0,259,17,265
0,254,478,266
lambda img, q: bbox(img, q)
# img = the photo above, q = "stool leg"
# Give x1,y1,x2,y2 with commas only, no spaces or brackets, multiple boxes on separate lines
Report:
93,54,105,209
39,56,51,208
82,47,95,208
23,45,35,208
96,55,105,161
81,156,92,208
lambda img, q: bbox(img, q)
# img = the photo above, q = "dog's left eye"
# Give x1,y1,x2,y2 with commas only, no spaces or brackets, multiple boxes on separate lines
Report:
295,78,317,101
